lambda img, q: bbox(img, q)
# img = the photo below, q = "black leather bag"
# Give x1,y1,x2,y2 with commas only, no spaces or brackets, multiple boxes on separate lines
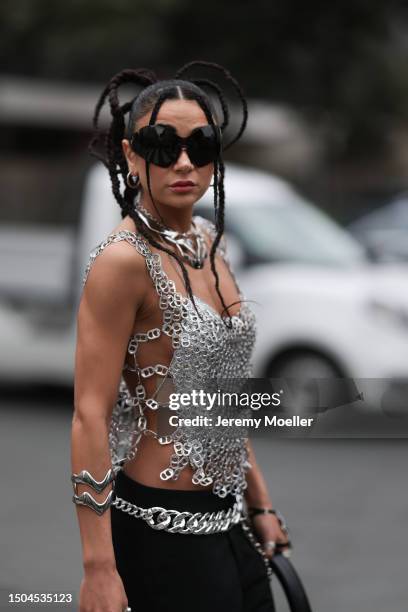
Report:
269,553,313,612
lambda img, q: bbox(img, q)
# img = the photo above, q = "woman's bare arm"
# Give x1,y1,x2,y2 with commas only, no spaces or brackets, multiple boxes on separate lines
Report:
244,438,273,508
244,439,290,558
71,240,145,572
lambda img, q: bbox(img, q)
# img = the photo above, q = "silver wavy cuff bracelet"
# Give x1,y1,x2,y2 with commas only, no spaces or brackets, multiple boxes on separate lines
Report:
71,466,122,516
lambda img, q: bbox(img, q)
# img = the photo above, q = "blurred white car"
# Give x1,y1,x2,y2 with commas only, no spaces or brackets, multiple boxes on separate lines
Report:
348,192,408,262
194,167,408,384
1,162,408,414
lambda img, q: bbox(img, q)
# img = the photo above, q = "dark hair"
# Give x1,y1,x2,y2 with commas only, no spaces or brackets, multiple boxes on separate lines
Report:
89,61,248,328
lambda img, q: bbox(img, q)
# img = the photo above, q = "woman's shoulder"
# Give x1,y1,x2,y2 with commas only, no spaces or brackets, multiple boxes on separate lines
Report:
193,214,215,234
82,226,149,290
193,214,228,258
78,234,147,336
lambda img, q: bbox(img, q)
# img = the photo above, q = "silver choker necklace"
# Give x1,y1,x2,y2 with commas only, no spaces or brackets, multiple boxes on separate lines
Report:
134,202,208,269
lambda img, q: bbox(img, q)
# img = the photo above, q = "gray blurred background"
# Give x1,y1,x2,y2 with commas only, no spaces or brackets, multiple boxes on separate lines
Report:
1,1,408,610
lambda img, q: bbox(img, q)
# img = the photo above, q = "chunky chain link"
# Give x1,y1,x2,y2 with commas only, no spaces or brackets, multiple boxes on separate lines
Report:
111,491,272,579
111,494,244,535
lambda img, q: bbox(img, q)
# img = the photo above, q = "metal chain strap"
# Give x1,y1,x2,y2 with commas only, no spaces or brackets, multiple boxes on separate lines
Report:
240,515,274,578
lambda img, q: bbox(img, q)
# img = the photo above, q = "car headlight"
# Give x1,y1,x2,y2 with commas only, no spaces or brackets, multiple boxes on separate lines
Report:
367,298,408,329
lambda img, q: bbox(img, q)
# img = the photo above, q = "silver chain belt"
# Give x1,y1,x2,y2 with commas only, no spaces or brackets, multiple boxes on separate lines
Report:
111,494,244,535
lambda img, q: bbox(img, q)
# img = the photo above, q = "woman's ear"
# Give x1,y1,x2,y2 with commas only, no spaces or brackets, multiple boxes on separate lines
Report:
122,139,138,174
122,138,131,161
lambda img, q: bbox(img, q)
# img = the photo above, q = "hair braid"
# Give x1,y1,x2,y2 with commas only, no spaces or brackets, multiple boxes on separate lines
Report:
189,78,229,131
89,69,157,217
127,203,206,321
175,60,248,150
183,90,235,328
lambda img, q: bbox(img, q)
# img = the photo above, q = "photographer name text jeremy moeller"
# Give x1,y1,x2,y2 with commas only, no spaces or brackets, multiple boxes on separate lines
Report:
168,415,315,428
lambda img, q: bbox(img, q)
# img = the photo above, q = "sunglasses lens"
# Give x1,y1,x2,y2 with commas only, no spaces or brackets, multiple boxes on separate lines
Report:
131,125,179,167
131,124,220,168
187,125,220,166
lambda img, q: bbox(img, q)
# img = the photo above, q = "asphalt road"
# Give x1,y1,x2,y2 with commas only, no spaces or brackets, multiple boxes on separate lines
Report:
0,385,407,612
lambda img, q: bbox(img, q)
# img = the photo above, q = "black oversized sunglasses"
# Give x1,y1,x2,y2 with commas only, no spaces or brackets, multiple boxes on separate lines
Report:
130,123,221,168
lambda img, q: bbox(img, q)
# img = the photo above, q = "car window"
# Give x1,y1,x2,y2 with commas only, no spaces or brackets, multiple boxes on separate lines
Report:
196,201,367,266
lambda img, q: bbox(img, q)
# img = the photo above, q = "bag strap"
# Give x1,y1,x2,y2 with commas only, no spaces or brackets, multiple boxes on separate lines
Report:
269,553,313,612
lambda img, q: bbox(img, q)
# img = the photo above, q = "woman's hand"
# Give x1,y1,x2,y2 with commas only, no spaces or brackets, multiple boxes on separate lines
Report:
250,512,291,559
79,564,129,612
243,440,292,559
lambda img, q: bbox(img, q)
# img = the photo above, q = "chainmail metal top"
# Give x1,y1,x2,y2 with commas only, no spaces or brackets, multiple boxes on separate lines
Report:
82,215,257,499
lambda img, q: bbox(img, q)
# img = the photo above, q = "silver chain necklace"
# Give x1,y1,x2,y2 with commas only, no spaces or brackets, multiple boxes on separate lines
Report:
134,201,208,269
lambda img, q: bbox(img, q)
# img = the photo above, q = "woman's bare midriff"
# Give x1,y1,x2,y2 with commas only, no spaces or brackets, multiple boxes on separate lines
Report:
123,437,213,491
111,214,239,492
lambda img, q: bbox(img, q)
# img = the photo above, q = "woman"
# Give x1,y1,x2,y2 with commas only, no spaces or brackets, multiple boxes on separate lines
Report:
71,60,291,612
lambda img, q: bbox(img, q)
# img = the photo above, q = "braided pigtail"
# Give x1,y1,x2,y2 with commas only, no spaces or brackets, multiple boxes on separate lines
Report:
89,69,157,218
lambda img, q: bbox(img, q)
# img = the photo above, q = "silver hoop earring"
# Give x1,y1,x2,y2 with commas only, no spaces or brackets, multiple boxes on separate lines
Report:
126,172,140,189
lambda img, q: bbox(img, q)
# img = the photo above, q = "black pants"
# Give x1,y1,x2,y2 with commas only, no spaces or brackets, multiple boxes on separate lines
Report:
111,470,276,612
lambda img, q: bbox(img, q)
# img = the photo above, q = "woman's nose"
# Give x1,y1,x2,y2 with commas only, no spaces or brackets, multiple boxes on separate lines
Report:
174,146,193,169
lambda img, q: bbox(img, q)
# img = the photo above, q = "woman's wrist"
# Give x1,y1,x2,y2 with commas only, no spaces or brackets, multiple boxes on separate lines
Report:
244,489,273,508
83,557,117,573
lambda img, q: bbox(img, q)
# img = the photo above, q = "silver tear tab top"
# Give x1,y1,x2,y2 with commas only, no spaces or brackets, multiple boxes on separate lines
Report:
81,216,257,499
